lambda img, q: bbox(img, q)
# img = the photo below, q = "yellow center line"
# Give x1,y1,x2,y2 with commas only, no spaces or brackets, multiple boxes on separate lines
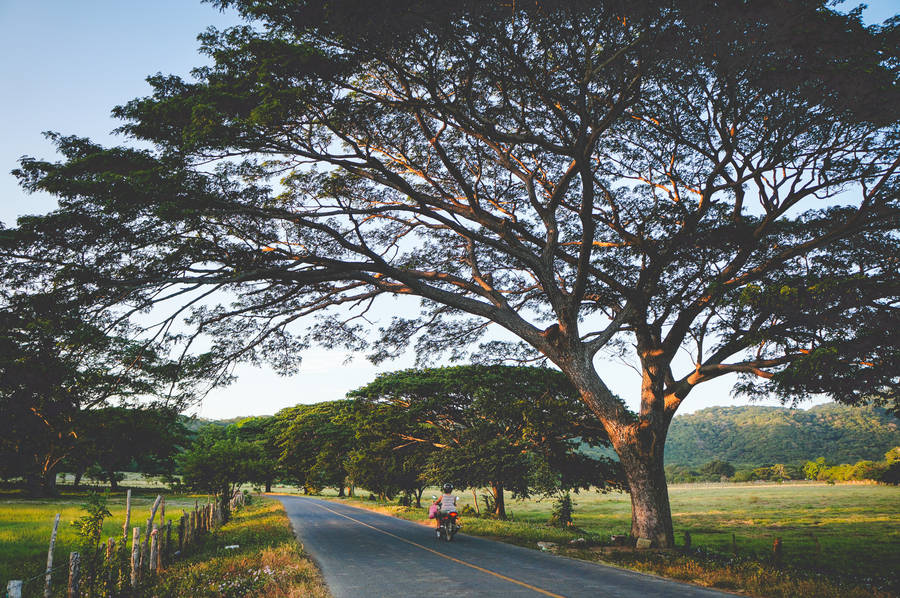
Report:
305,499,564,598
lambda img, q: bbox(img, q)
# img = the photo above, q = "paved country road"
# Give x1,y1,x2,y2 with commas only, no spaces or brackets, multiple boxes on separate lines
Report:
275,495,734,598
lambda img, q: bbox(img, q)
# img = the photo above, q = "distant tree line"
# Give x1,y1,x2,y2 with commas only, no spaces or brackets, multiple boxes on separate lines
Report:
2,365,622,520
665,447,900,484
262,365,623,519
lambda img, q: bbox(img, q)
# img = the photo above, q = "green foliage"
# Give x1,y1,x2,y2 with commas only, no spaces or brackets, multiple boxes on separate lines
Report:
228,416,281,492
665,404,900,468
70,491,112,549
178,425,264,517
802,457,829,480
349,366,622,518
67,406,189,489
666,460,737,483
548,492,576,528
272,400,356,494
70,491,113,593
0,292,213,496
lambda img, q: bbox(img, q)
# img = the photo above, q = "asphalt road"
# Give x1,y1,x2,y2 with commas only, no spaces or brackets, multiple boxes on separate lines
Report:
275,495,734,598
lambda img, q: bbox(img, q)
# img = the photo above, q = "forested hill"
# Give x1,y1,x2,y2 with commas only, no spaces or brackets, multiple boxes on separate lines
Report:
665,403,900,467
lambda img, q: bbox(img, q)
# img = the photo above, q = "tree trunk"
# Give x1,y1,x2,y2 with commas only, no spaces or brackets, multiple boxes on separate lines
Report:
219,485,230,523
265,479,272,493
617,444,674,547
415,486,424,509
41,471,58,497
490,483,506,519
560,353,676,549
107,468,119,490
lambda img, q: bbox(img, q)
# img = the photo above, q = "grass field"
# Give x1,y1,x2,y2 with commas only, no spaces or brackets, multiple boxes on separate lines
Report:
0,487,328,597
312,481,899,597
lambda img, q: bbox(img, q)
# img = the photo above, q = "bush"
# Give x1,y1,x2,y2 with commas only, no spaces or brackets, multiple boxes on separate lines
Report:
548,493,575,528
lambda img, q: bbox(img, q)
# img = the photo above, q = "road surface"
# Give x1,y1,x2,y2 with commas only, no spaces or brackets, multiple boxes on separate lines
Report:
275,495,734,598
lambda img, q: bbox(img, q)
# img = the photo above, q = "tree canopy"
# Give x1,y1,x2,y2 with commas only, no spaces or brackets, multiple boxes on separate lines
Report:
0,292,206,495
3,0,898,544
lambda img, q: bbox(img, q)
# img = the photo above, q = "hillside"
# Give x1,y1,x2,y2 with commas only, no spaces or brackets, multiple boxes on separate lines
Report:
664,403,900,467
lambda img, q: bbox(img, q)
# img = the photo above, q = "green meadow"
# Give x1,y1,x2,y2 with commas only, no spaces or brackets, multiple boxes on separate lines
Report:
509,482,900,578
0,489,327,597
0,487,202,589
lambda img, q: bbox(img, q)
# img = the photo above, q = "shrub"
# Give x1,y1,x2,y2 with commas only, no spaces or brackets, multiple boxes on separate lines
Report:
548,493,575,528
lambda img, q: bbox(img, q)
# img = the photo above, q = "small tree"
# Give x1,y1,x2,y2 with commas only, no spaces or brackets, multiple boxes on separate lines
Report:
178,426,263,520
548,493,577,528
803,457,830,481
70,492,112,593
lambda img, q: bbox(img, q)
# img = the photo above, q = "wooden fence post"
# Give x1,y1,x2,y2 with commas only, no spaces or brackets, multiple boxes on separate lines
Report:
149,526,159,575
178,513,186,553
141,495,163,570
122,489,131,542
130,527,140,588
7,580,23,598
106,538,116,590
165,519,173,566
67,552,80,598
44,512,61,598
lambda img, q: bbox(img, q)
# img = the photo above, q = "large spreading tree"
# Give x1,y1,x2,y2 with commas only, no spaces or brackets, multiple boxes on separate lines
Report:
3,0,899,545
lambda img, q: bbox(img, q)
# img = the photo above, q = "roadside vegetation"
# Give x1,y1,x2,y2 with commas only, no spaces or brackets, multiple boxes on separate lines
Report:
0,489,328,598
309,482,899,598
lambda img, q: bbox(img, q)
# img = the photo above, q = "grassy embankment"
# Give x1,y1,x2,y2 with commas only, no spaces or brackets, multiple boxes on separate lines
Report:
304,481,899,598
0,488,328,598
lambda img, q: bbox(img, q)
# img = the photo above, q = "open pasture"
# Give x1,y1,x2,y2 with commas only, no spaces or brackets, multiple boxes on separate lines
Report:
508,482,900,579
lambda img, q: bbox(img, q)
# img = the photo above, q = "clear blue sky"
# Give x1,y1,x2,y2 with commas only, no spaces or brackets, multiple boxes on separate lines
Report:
1,1,895,419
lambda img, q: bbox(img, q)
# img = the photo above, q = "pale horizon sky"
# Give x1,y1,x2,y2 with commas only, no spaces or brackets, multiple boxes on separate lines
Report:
2,1,895,419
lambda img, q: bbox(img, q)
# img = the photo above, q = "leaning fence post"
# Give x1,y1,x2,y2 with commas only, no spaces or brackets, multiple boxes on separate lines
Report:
7,580,23,598
141,495,163,570
44,512,61,598
130,527,141,587
67,551,80,598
